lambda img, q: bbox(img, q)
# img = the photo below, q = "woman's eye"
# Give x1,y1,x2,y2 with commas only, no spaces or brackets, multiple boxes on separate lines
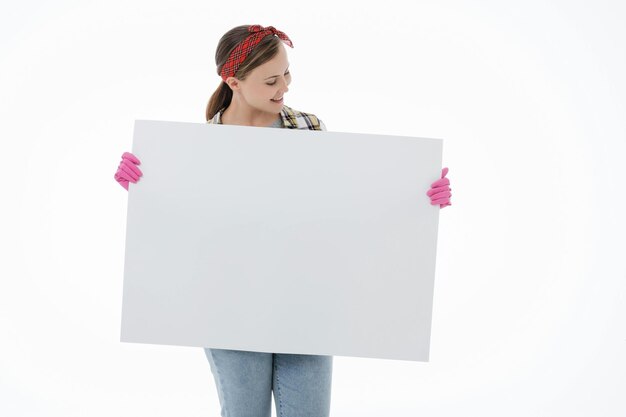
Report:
267,71,290,86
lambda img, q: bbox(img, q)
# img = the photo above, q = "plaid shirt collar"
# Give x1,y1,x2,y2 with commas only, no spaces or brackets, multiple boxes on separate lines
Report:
210,105,299,129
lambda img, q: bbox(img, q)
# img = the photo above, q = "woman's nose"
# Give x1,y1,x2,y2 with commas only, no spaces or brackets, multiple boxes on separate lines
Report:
278,76,289,92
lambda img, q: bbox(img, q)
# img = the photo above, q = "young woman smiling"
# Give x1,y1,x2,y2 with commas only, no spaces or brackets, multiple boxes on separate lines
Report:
114,24,452,417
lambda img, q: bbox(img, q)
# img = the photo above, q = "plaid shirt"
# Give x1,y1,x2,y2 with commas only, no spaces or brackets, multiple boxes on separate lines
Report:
207,104,327,131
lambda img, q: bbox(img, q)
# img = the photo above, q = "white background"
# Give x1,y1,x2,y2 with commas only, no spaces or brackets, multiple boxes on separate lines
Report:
1,0,624,416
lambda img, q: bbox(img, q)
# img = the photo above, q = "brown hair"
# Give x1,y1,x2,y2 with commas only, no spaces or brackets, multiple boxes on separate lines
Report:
206,25,287,122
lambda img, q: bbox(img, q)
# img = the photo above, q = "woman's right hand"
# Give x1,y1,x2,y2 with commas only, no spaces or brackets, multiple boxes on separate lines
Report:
114,151,142,191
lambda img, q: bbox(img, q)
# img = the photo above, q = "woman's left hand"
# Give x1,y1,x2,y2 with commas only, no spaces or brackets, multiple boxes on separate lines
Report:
426,167,452,208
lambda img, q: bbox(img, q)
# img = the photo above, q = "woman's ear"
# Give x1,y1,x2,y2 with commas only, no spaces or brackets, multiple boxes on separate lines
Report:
226,76,240,91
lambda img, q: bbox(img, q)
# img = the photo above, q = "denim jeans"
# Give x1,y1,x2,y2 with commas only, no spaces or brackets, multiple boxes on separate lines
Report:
204,347,333,417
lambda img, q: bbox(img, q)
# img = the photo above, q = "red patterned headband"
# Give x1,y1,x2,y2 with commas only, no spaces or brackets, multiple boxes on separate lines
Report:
220,24,293,82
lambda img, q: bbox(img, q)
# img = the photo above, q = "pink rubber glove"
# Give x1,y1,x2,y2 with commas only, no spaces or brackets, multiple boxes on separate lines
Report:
427,167,452,208
114,151,142,190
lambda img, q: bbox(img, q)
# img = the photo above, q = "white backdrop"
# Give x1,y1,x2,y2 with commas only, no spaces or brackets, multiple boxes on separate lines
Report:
1,1,624,416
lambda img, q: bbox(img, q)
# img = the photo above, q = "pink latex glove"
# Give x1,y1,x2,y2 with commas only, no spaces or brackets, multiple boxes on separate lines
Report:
114,151,142,190
427,167,452,208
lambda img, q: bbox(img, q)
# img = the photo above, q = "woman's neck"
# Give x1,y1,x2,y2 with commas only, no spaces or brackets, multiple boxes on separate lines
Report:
221,98,280,127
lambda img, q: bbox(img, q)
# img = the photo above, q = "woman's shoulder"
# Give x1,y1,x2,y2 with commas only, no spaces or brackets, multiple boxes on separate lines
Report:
281,104,327,131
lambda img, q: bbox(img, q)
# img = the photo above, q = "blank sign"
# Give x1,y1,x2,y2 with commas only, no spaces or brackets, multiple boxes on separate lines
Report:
120,120,442,362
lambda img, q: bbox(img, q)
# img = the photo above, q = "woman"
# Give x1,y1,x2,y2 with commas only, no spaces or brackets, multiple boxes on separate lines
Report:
114,24,452,417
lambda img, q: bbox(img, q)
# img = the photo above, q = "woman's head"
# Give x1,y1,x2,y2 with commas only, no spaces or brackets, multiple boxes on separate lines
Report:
206,25,293,121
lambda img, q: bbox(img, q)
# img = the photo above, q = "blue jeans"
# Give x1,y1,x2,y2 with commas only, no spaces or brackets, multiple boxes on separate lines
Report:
204,347,333,417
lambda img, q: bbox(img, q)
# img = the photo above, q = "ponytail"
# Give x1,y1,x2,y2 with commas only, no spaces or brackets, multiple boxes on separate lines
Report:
205,81,233,121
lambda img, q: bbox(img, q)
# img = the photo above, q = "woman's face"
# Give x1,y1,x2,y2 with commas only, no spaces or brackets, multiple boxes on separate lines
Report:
229,43,291,113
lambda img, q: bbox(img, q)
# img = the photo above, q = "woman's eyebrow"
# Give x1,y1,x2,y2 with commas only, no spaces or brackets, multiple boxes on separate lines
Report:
264,65,290,80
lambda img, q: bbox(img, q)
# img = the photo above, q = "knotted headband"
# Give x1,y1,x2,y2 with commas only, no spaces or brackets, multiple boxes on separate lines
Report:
220,24,293,82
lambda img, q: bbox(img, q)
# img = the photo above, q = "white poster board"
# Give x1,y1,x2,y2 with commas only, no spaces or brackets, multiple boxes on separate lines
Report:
120,120,442,362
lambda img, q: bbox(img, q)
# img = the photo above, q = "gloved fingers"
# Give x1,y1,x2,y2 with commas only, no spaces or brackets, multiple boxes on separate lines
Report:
429,189,451,200
427,186,445,197
431,196,450,205
117,163,140,182
122,152,141,165
430,176,450,188
120,158,143,178
121,156,142,172
116,170,135,184
441,167,449,178
427,184,450,197
430,195,451,206
114,172,130,190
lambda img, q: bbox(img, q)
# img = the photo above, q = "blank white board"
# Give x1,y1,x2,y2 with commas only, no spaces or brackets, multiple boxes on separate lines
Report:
120,119,442,362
